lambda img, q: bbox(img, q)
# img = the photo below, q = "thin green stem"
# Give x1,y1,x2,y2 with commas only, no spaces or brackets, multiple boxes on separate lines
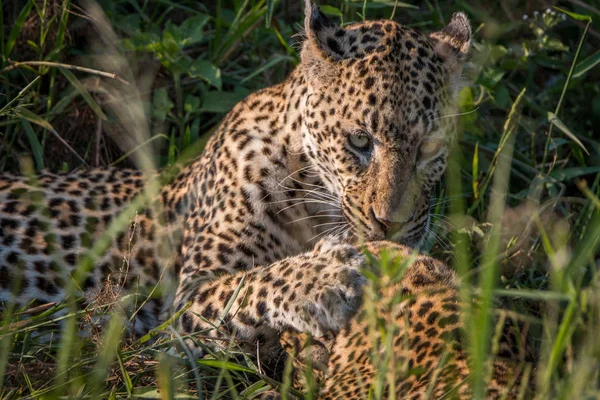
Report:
173,71,185,141
541,19,591,172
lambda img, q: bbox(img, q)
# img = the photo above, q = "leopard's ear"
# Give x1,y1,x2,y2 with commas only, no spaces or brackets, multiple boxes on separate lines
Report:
429,12,471,71
301,1,343,86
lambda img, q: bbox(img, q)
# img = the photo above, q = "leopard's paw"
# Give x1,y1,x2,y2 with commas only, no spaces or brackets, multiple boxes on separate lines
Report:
266,241,366,337
300,242,366,335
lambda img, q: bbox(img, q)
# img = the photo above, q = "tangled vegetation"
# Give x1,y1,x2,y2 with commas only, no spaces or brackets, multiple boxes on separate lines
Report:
1,0,599,398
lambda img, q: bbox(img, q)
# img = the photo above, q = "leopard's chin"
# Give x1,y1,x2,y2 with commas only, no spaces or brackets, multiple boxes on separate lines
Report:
397,233,426,249
387,225,428,249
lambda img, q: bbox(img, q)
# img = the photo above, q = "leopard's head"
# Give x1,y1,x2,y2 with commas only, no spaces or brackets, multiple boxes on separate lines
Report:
299,1,471,246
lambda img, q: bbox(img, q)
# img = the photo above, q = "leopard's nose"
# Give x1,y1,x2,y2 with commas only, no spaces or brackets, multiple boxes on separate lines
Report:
370,207,392,233
370,207,414,238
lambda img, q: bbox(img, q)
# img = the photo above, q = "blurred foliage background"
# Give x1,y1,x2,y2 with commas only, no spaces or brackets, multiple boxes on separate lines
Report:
2,1,598,172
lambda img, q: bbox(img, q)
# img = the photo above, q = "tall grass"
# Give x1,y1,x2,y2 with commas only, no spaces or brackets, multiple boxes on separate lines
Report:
1,0,599,398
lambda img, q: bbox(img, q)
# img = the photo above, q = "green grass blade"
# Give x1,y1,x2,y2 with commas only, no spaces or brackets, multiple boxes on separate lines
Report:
0,1,4,59
157,354,176,400
91,314,126,395
541,12,592,170
265,0,277,27
4,0,33,59
116,349,134,397
573,50,600,79
198,360,255,374
0,76,41,116
52,0,70,56
550,166,600,182
20,119,44,170
468,89,526,214
471,88,525,398
547,112,588,155
15,107,88,166
553,6,592,22
136,302,191,345
110,134,169,166
58,67,108,120
472,141,479,199
15,107,56,133
539,294,579,394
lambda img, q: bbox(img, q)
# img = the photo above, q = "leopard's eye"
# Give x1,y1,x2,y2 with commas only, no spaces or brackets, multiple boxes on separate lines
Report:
418,139,443,160
348,133,371,151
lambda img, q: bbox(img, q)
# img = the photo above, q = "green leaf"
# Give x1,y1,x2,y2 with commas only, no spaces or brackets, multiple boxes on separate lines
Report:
553,6,592,22
189,118,200,145
173,57,192,73
457,86,479,132
573,50,600,79
188,59,222,90
121,32,161,52
201,91,247,113
116,14,141,36
26,40,39,53
241,55,294,84
152,87,174,121
548,138,570,151
489,45,508,64
161,30,181,57
458,86,474,110
482,70,505,88
59,67,107,120
184,95,200,113
319,5,343,17
550,166,600,182
545,38,569,52
20,120,44,170
212,1,268,64
168,128,177,165
547,112,589,155
183,124,191,149
177,14,211,47
493,84,510,108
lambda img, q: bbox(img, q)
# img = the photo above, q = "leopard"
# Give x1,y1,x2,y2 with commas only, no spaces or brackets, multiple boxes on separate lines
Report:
276,242,532,399
0,1,528,398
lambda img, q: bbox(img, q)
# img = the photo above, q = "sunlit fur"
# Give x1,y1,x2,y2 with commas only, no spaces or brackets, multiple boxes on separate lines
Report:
299,3,471,247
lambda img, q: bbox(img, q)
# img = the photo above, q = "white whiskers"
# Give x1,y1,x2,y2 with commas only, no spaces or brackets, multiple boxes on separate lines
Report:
433,108,479,122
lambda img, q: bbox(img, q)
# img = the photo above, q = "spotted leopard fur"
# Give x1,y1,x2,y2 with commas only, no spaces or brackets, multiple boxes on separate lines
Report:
277,242,531,399
0,2,528,398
